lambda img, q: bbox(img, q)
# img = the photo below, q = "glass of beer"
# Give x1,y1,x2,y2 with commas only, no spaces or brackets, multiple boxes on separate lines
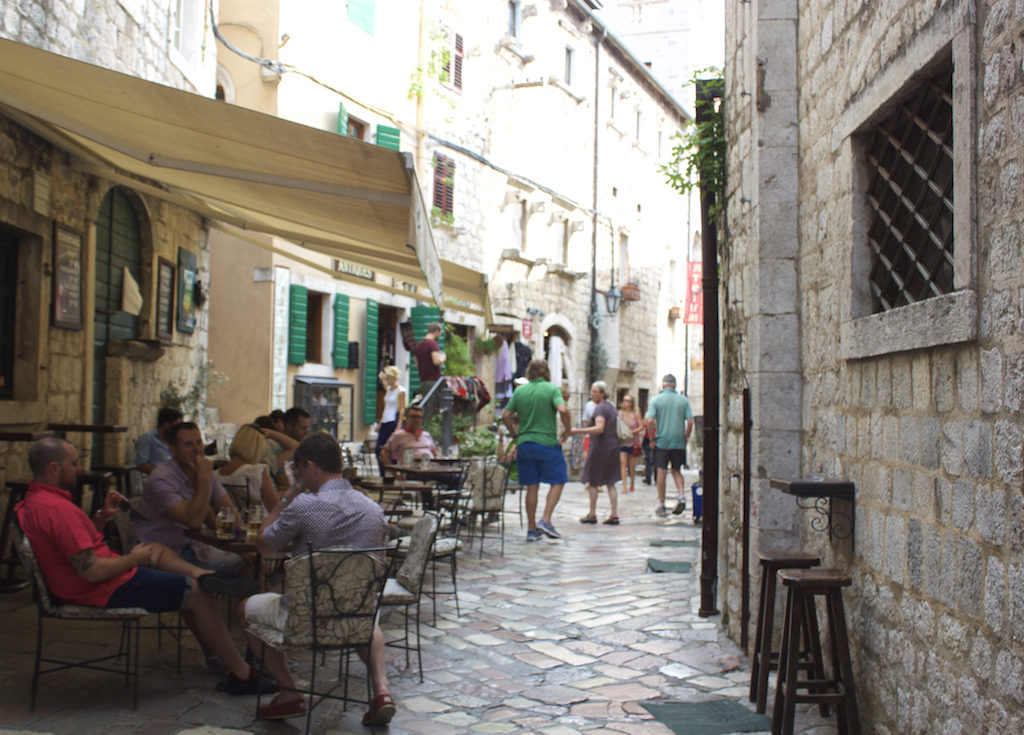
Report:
246,506,263,539
216,507,236,540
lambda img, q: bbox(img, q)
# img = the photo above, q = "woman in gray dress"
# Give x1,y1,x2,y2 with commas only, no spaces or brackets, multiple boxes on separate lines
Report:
570,381,622,524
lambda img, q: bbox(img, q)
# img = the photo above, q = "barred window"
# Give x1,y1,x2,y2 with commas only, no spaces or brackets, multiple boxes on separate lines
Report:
865,66,953,313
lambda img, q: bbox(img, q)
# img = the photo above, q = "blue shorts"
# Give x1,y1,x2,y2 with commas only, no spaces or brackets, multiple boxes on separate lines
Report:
515,442,568,486
107,566,190,612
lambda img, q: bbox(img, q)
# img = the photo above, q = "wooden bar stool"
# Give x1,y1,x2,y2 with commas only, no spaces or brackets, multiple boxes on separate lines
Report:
772,568,860,735
749,550,822,713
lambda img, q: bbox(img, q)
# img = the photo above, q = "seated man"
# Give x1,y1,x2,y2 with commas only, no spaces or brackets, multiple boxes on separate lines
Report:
240,433,396,725
16,438,273,695
378,404,441,508
134,422,246,576
134,407,182,474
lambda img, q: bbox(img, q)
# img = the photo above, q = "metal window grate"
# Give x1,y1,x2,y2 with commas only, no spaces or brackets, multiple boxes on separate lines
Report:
865,67,954,313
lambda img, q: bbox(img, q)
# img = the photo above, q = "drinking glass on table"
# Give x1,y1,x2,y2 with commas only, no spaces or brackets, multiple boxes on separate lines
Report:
216,507,236,540
245,506,264,539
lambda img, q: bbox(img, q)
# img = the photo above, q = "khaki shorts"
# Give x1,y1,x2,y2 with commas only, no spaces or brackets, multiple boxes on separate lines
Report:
244,592,289,632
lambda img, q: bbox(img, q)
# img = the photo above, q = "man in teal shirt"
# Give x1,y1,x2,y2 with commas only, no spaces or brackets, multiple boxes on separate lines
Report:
645,374,694,517
502,359,572,541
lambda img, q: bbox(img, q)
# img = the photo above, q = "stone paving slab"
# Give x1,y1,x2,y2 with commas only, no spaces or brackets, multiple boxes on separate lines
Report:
0,482,838,734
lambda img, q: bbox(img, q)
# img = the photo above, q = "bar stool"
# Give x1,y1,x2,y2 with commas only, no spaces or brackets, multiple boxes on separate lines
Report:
749,550,822,713
772,568,860,735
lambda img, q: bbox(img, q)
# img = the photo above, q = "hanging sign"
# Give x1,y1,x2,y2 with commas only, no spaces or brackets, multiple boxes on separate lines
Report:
684,262,703,325
521,318,533,339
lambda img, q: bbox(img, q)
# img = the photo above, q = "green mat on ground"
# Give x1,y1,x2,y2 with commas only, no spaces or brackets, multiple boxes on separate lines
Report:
647,558,692,573
650,539,699,547
641,700,771,735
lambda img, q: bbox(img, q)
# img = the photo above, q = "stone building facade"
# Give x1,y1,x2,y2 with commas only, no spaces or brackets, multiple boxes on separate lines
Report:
721,0,1024,731
210,0,692,437
0,0,218,480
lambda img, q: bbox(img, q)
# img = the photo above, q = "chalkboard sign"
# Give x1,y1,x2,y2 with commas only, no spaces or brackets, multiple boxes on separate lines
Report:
52,224,83,329
156,257,175,341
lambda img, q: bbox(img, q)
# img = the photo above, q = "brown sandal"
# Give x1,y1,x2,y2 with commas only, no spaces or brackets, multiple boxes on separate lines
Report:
579,514,598,524
603,516,620,525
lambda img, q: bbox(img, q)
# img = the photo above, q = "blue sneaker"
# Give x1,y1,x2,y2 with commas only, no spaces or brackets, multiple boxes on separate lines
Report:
526,529,542,542
537,519,561,539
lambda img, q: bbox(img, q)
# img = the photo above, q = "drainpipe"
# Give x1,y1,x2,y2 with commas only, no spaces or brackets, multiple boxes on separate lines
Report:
696,78,721,618
589,27,606,383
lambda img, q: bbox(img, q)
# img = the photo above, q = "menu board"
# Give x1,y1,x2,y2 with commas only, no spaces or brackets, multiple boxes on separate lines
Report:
52,224,83,329
156,258,175,340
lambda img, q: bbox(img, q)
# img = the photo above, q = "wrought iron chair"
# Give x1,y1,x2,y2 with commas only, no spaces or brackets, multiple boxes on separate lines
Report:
462,460,509,557
247,545,394,735
11,517,150,710
380,514,438,682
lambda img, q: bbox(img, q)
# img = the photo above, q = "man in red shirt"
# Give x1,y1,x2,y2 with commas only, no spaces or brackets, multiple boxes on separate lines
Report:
412,321,446,415
16,437,274,695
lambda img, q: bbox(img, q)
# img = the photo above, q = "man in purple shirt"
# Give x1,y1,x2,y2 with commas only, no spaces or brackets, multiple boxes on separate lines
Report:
134,422,244,575
241,432,395,725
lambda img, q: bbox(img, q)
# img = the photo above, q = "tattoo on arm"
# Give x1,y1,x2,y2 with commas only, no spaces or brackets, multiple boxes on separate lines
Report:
69,548,97,575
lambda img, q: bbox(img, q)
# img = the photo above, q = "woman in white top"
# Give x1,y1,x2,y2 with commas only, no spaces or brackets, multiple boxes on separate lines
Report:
216,424,279,512
375,365,406,470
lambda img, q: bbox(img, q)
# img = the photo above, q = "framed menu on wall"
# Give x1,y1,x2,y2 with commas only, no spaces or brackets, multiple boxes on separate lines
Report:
156,257,175,341
52,223,83,329
176,247,196,334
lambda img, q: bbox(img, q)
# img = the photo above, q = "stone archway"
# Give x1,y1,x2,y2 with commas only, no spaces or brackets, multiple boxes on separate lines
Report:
540,314,576,389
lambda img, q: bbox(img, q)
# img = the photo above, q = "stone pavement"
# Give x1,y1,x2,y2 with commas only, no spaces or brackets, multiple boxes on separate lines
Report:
0,482,838,735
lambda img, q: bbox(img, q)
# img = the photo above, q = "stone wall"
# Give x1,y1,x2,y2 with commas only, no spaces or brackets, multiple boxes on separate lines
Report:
723,1,1024,731
0,1,216,482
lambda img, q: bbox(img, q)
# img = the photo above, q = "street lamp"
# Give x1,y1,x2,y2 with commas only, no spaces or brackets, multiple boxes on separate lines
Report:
604,284,622,314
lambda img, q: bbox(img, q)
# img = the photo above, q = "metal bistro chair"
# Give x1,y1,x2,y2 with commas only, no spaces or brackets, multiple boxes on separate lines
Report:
11,517,150,710
380,515,438,682
248,544,394,735
462,460,509,557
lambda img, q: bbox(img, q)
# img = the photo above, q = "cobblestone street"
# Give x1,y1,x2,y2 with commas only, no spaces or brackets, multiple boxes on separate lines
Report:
0,483,836,735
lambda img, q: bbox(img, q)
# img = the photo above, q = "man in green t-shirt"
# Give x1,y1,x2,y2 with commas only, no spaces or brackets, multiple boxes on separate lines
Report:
502,359,573,541
645,374,694,517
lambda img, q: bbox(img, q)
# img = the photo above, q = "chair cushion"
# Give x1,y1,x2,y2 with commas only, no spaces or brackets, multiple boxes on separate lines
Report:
246,621,285,649
53,605,148,620
381,578,414,605
431,537,462,556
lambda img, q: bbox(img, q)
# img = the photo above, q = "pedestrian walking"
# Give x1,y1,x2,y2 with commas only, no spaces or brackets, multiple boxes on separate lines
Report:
617,394,644,493
645,374,694,517
571,381,621,525
501,359,572,541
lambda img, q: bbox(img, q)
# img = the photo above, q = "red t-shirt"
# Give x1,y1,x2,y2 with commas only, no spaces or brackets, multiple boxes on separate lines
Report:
413,338,442,381
15,481,136,607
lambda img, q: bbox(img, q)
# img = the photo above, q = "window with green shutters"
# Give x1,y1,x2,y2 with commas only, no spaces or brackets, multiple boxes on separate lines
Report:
337,102,348,135
375,124,401,150
332,294,350,368
408,305,442,398
288,284,308,365
363,299,379,424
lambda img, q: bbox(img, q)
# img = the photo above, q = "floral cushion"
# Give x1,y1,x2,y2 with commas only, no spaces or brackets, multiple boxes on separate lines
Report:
273,547,389,648
395,516,438,595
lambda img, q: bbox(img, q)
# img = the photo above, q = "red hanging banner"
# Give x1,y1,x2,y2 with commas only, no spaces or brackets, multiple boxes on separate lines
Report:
521,318,533,339
684,262,703,325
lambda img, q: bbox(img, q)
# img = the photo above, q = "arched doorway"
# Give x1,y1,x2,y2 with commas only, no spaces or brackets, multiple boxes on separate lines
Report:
543,324,572,388
92,188,143,460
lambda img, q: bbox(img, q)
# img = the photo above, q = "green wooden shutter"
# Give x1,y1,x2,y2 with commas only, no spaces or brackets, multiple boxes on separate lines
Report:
375,124,401,150
332,294,350,368
337,101,348,135
363,299,379,424
408,305,442,397
288,285,308,365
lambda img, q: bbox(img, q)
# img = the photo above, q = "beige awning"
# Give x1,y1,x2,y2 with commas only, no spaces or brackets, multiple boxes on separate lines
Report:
0,38,487,313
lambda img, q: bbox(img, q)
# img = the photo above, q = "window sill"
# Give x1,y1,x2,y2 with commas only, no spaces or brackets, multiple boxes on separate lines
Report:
840,289,976,359
499,37,535,65
548,77,585,104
